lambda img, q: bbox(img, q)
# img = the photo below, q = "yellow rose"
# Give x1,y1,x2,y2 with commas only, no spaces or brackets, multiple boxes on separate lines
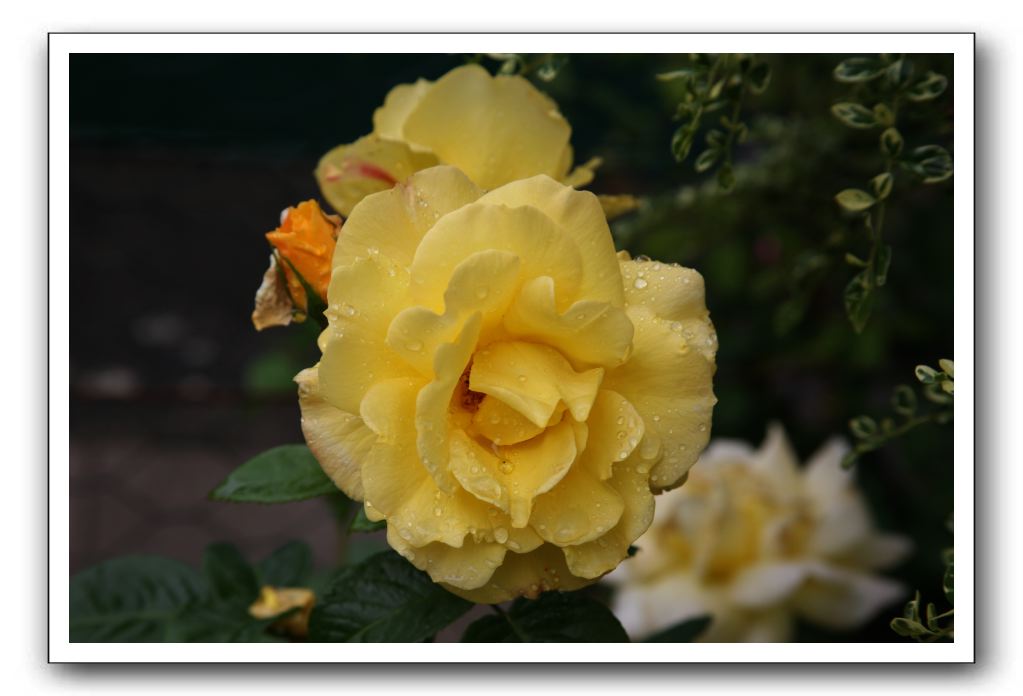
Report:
296,165,716,603
248,586,316,638
607,425,910,641
315,64,598,217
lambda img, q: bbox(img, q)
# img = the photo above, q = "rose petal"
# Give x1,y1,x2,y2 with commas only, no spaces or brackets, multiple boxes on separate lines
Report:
332,165,482,271
469,341,603,428
295,366,376,500
400,64,572,190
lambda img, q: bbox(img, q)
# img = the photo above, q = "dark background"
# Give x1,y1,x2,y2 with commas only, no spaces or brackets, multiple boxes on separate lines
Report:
69,53,954,641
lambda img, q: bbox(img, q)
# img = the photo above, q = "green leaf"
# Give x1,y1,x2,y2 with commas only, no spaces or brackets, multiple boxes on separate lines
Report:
70,556,203,642
210,444,337,503
461,592,629,643
870,172,893,200
746,61,771,94
833,56,886,83
309,552,471,642
671,126,694,162
886,58,915,88
849,415,878,439
891,385,918,416
716,163,736,192
872,103,895,127
875,244,893,286
831,102,877,129
656,68,696,82
257,541,312,587
880,127,904,158
904,145,953,184
844,270,875,333
350,507,387,533
906,71,948,102
694,147,720,173
203,543,260,607
891,617,929,638
915,364,940,384
644,615,712,642
835,188,876,213
164,603,284,643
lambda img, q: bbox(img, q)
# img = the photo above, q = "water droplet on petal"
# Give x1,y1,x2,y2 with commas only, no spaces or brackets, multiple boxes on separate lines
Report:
633,278,648,289
494,528,509,543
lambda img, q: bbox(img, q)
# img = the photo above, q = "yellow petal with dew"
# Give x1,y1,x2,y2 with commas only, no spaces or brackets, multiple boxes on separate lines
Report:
295,366,377,501
503,275,633,370
414,313,482,492
332,165,482,271
409,202,583,313
530,464,625,547
372,79,433,142
477,174,624,305
388,526,508,591
449,418,579,528
469,341,603,428
401,64,572,190
386,250,521,376
575,389,645,481
562,455,656,579
442,543,592,604
318,257,419,415
315,135,439,217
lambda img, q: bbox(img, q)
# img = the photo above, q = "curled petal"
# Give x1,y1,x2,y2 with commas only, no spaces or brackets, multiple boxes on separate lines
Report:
316,135,439,217
477,175,624,305
504,275,634,369
469,341,603,428
443,543,591,604
296,366,375,501
332,165,483,271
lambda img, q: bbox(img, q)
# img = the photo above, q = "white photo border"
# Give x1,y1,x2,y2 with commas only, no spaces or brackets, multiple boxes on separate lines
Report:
49,32,974,663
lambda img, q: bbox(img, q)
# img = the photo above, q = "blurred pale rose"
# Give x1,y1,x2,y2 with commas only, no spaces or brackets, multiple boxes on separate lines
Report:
607,424,910,641
315,64,598,217
296,165,716,602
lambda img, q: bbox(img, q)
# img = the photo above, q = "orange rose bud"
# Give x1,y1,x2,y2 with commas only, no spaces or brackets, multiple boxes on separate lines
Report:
265,200,341,311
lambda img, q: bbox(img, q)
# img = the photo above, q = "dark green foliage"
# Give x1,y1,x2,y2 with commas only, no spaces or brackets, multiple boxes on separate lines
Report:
70,556,204,642
644,615,712,643
209,444,337,503
309,552,472,642
461,592,629,643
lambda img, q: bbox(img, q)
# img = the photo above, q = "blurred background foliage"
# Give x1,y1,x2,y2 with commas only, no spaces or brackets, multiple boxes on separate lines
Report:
70,53,953,642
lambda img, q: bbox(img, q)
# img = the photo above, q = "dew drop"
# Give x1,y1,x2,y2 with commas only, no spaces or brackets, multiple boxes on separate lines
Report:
517,374,528,383
494,528,509,543
433,506,443,517
405,339,423,352
698,423,707,432
633,278,648,290
341,303,358,317
499,462,514,475
475,286,489,300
